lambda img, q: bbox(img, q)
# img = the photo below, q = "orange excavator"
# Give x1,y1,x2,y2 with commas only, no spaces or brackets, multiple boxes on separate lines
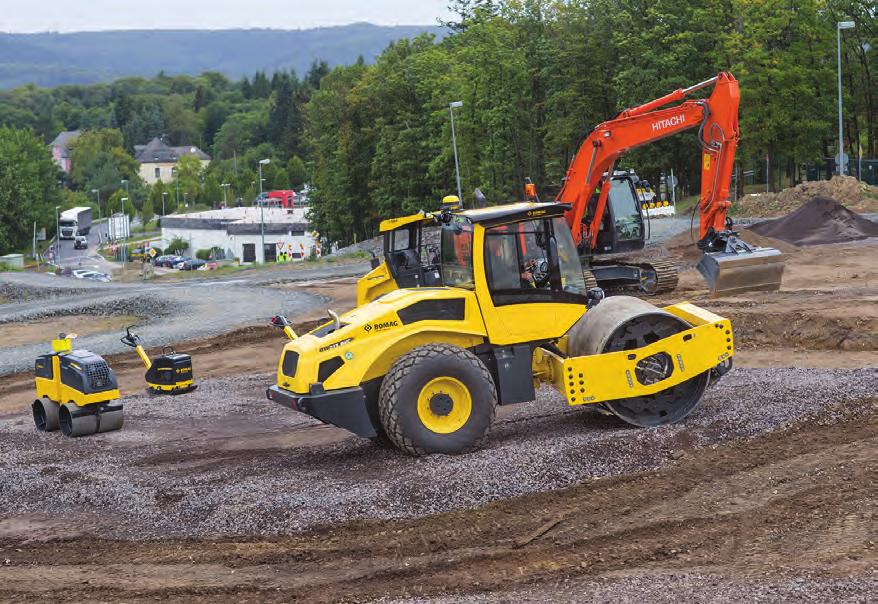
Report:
551,72,785,296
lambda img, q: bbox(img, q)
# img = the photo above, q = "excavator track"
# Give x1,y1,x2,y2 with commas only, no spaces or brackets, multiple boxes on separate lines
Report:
584,269,599,290
636,258,679,295
588,257,679,296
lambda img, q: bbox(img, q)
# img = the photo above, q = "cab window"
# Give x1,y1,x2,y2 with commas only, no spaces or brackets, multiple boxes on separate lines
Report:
440,218,474,290
608,179,643,241
484,218,589,306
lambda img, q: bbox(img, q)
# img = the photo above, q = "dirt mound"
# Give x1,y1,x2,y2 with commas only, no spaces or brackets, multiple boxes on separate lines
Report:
664,228,797,262
749,196,878,246
735,175,878,217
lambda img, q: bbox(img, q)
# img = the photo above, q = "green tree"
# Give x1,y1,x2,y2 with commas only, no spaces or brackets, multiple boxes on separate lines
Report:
0,127,61,253
148,180,168,216
141,195,154,226
287,155,307,189
176,155,204,202
106,189,125,215
70,129,138,189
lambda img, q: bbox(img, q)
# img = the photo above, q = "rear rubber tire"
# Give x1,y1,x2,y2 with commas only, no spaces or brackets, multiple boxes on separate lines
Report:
32,398,60,432
569,296,708,427
378,343,497,456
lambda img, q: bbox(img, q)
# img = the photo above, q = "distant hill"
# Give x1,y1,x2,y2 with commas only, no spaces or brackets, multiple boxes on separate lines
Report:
0,23,445,89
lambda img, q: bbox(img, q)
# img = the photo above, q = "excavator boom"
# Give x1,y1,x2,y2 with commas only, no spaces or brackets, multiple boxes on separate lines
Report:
557,72,784,296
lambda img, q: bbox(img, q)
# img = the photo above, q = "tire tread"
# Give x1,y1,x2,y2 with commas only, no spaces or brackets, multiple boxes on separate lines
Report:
378,343,496,456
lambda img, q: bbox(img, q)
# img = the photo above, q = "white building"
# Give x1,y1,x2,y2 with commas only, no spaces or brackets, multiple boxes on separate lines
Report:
160,207,317,264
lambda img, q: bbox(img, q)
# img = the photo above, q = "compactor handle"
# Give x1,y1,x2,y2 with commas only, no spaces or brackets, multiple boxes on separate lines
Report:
120,326,143,348
271,315,297,341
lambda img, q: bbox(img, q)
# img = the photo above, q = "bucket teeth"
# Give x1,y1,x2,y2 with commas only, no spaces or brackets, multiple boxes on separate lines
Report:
697,246,785,297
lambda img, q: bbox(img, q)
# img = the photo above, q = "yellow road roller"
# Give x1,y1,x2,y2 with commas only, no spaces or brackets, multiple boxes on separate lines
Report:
32,334,123,437
267,202,734,456
120,327,196,395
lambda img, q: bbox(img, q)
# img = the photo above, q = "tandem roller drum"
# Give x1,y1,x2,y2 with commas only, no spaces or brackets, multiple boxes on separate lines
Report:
568,296,709,427
59,402,124,437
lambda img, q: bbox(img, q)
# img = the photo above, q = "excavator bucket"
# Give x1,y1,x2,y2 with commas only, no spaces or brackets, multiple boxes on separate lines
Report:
697,237,785,297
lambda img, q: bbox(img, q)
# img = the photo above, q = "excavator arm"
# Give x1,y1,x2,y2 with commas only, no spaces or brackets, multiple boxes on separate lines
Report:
557,72,784,295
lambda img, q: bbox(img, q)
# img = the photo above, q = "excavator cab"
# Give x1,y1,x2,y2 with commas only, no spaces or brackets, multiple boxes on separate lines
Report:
590,175,647,255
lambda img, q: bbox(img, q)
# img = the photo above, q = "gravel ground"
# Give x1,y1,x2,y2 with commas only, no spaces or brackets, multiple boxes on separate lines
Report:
376,571,877,603
0,263,368,374
0,367,874,540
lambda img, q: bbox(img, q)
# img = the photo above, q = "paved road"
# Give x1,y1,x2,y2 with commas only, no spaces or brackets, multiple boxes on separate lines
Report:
0,262,370,374
50,219,116,273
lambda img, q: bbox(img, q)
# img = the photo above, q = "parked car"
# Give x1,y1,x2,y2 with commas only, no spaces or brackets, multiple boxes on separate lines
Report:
158,255,186,268
172,257,192,269
180,258,206,271
72,270,111,282
85,271,112,283
73,236,88,250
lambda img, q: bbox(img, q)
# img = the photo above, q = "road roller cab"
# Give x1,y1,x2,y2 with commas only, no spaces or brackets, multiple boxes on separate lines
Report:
120,327,196,395
32,334,123,437
268,202,735,456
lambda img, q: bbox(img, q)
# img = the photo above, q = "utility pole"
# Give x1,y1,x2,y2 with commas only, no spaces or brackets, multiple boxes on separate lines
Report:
258,159,270,263
91,188,100,219
449,101,464,203
54,205,61,267
173,167,180,209
120,198,129,263
221,183,230,208
837,21,855,175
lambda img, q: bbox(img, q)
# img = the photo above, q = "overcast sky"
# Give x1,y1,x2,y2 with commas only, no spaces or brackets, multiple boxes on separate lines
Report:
0,0,452,33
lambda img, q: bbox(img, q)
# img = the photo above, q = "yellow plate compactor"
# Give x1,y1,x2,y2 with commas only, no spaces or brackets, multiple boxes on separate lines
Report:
121,327,196,394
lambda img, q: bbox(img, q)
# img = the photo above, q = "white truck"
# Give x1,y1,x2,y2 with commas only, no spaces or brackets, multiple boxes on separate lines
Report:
58,207,93,239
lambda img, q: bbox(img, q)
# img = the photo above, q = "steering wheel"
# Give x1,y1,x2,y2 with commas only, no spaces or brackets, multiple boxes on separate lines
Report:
526,258,550,287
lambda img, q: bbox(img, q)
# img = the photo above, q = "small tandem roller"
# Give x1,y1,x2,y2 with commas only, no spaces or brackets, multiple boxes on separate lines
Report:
121,327,197,395
32,334,123,437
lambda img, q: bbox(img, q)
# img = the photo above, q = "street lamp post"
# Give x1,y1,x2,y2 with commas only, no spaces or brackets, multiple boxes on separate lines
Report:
221,183,231,208
449,100,464,203
837,20,855,176
91,188,101,219
161,192,168,216
55,205,61,266
258,159,270,263
120,197,129,262
172,167,180,209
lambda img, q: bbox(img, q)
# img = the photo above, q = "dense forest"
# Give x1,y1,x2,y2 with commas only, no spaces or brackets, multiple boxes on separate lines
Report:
0,0,875,253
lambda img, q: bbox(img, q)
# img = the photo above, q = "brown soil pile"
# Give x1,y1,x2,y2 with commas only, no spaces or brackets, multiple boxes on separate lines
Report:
749,196,878,246
664,228,797,262
735,175,878,217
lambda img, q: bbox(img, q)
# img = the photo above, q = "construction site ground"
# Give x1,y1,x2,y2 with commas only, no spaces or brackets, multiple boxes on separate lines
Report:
0,234,876,601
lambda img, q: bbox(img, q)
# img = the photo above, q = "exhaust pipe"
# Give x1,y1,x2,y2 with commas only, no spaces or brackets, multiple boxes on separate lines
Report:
697,234,785,297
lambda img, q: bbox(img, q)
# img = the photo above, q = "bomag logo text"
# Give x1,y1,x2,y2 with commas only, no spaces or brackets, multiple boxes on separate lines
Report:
651,114,685,132
365,320,399,333
319,337,353,352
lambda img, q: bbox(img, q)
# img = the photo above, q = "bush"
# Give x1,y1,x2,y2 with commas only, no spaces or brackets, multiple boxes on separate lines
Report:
195,246,223,260
166,237,188,254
